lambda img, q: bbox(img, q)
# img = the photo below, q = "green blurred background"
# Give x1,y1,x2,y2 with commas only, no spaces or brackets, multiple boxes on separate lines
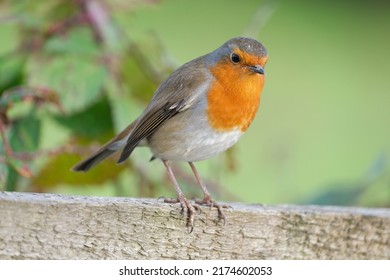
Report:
0,0,389,207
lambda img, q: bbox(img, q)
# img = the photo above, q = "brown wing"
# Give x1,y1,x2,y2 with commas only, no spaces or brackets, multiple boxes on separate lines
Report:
117,100,186,163
117,56,209,163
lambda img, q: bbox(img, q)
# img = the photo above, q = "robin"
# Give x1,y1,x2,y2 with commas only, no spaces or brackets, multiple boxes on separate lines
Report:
73,37,268,231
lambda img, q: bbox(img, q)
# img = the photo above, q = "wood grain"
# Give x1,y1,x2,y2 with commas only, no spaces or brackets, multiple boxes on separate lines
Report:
0,192,389,259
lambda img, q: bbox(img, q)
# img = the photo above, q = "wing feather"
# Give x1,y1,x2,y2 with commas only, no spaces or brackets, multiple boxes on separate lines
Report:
117,56,209,163
117,101,184,163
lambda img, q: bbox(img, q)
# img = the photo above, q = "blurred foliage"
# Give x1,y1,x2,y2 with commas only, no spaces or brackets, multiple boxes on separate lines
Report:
307,154,389,207
0,0,389,208
0,0,179,195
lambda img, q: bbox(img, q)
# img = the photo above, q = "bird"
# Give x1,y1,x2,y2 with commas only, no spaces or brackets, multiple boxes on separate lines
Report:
72,37,268,231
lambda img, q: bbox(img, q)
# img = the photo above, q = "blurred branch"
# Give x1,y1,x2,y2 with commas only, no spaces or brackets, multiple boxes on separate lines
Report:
0,86,65,115
0,122,13,156
244,0,279,38
45,13,88,38
81,0,120,49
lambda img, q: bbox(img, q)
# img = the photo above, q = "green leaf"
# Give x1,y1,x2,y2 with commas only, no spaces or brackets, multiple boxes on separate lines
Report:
9,113,41,152
118,35,176,104
32,151,127,189
119,51,157,103
27,54,107,114
0,23,20,56
54,95,114,140
0,55,26,92
5,112,40,191
44,27,100,56
9,1,77,30
5,167,18,192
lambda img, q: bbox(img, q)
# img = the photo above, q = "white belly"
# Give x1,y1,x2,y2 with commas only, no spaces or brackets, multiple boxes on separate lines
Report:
147,111,243,162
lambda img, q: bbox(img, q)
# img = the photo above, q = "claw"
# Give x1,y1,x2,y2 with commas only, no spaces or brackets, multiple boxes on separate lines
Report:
195,195,229,225
164,195,197,232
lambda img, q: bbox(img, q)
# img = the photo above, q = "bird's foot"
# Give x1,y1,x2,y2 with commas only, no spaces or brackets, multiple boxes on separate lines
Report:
164,195,200,233
194,194,230,225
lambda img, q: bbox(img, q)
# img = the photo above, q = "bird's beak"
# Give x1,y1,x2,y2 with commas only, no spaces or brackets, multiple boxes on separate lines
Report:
249,65,265,75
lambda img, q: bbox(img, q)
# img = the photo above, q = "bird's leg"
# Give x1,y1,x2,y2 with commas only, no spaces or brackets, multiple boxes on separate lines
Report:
162,160,198,232
188,162,229,224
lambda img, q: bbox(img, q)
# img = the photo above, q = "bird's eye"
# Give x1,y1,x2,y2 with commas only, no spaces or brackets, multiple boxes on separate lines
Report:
231,53,240,63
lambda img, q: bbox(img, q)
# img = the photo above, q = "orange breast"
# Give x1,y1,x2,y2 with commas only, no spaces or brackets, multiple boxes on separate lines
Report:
207,61,265,132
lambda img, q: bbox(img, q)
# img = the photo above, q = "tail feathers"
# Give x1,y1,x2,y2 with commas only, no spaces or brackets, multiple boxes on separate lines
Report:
117,145,136,164
72,147,116,172
72,119,138,172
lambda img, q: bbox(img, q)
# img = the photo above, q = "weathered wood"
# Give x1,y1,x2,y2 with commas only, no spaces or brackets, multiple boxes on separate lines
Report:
0,191,389,259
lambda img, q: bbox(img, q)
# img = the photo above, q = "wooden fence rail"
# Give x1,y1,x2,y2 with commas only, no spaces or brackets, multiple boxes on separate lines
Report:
0,191,389,259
